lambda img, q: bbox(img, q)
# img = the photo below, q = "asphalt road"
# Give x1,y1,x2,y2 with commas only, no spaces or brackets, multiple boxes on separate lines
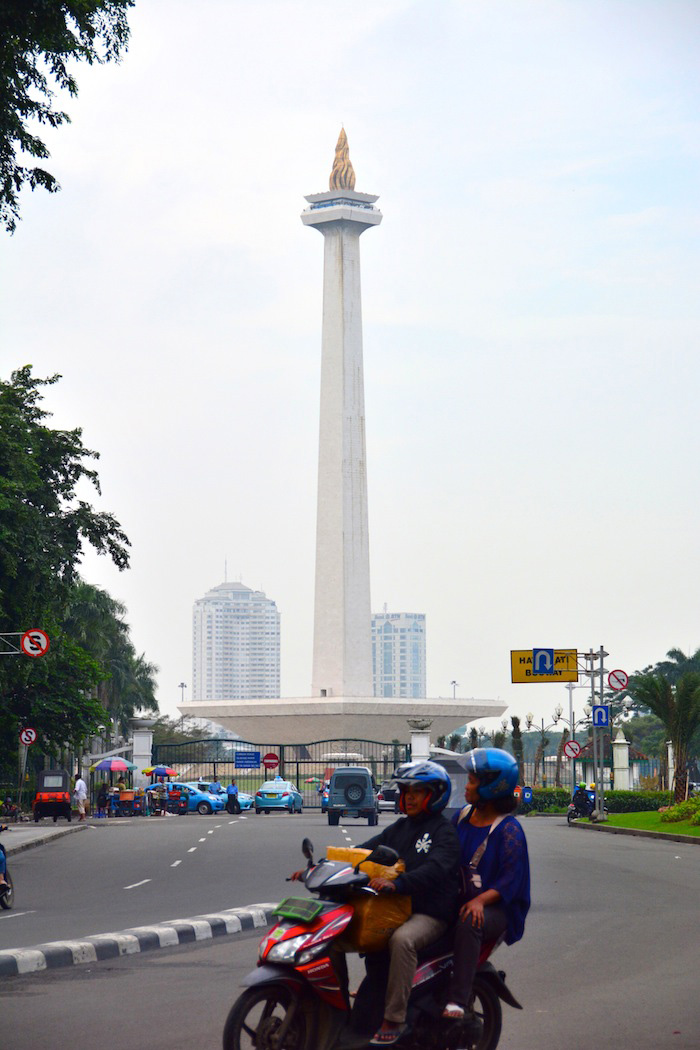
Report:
2,815,700,1049
0,809,378,950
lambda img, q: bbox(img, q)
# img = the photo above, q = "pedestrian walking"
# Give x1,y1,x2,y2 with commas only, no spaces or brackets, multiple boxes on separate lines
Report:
74,771,88,821
226,778,241,815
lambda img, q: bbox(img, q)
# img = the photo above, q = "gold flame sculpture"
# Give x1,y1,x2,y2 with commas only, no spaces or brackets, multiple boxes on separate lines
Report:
329,128,356,191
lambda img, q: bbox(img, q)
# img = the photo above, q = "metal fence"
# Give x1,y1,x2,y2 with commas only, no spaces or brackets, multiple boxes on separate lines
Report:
152,738,411,808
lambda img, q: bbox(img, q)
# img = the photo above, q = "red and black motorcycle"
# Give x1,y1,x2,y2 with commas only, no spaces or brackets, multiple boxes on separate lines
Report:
222,838,521,1050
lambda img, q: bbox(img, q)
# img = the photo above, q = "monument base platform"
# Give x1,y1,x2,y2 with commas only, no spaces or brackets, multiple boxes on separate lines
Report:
177,695,506,744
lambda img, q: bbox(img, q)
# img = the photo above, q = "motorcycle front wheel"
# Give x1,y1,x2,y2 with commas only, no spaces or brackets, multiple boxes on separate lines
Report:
223,983,310,1050
469,975,502,1050
0,871,14,910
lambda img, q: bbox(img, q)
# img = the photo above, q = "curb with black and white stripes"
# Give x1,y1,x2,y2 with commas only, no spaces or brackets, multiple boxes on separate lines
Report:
0,902,278,978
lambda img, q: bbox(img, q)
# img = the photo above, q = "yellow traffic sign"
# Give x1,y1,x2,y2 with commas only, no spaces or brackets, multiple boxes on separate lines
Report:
510,649,578,683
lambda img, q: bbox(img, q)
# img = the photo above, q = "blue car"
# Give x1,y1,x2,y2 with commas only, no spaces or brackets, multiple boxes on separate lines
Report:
175,783,225,815
255,776,303,814
196,782,254,811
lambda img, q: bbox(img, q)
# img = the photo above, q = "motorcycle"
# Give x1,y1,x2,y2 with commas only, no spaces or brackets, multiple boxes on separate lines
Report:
567,799,608,825
0,825,14,910
222,837,521,1050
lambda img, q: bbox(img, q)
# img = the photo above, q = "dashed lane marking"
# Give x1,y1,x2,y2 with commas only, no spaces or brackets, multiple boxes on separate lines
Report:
124,879,151,890
171,860,181,867
187,847,197,853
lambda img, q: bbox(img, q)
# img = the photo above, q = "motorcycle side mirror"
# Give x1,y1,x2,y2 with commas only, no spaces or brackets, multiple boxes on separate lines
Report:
359,844,399,871
302,838,314,864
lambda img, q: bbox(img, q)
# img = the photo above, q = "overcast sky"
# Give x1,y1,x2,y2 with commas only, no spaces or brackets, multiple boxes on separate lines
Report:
3,0,699,735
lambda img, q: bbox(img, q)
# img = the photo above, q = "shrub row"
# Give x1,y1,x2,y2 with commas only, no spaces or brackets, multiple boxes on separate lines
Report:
660,798,700,824
520,788,672,813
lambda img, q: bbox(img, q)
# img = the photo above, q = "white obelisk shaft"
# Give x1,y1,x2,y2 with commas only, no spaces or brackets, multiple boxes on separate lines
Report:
302,189,382,697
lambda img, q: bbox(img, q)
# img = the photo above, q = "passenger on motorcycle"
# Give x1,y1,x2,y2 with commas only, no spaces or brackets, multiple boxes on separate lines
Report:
358,760,459,1046
443,748,530,1021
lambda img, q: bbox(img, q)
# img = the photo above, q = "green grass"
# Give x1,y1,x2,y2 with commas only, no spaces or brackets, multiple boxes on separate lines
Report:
603,812,700,837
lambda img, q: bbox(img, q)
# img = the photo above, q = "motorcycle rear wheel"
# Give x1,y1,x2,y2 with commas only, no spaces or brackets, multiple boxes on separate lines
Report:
567,809,576,825
469,975,502,1050
223,984,309,1050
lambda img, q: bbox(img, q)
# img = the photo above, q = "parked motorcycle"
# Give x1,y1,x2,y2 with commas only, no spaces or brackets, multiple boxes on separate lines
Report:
222,838,521,1050
0,825,14,910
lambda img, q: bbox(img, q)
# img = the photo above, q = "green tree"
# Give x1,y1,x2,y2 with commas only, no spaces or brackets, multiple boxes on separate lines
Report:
628,672,700,803
0,0,133,233
447,732,462,753
64,580,158,733
510,716,524,785
0,367,130,767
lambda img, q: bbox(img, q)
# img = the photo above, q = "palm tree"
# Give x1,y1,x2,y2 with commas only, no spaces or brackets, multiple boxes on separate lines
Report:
629,671,700,802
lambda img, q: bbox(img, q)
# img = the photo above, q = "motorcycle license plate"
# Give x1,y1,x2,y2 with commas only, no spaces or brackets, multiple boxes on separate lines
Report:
273,897,323,923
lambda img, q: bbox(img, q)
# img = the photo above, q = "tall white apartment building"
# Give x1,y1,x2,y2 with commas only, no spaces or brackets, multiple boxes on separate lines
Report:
192,581,280,700
372,612,426,699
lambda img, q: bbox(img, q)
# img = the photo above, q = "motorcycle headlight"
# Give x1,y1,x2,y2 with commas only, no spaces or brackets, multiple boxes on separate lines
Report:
266,934,312,962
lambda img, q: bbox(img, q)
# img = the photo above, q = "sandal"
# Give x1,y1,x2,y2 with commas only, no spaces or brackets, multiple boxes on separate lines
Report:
442,1002,465,1019
369,1022,408,1045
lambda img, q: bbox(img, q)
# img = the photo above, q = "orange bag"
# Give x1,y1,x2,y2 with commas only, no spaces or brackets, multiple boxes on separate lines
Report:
326,846,412,952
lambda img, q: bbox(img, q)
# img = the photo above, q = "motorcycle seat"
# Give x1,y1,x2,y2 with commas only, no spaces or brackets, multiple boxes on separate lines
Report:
416,927,455,962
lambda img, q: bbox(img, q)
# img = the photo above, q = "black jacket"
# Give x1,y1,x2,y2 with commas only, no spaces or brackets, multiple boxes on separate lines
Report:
360,811,459,922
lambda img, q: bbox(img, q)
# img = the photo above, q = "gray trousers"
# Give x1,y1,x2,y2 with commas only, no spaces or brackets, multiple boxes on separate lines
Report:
383,913,447,1023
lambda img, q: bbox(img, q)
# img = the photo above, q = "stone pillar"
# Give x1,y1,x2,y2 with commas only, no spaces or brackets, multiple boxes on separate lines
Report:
408,719,432,762
130,717,156,788
612,727,630,790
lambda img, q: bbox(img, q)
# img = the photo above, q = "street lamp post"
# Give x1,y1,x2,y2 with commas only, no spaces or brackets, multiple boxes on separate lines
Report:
526,710,562,788
451,680,458,699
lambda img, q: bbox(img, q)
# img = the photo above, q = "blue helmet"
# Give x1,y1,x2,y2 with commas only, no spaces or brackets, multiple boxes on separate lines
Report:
392,760,452,814
462,748,518,801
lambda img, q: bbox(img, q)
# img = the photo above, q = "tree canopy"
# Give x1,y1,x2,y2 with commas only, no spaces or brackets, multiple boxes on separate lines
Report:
0,0,133,232
627,671,700,803
0,366,140,768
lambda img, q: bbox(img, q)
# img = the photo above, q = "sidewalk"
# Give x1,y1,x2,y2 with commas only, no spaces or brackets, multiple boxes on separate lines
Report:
2,821,87,856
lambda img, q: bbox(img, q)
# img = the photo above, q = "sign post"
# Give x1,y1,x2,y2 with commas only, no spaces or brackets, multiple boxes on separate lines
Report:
17,727,37,812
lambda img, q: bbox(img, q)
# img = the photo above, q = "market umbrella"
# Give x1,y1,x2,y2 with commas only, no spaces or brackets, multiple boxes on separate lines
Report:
142,766,179,777
90,757,137,773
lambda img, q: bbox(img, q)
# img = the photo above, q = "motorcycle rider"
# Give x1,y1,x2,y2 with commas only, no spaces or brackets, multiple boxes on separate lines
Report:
0,824,8,888
358,760,459,1046
443,748,530,1021
571,781,593,817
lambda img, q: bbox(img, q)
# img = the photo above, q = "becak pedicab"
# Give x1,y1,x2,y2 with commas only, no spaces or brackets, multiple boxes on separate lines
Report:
32,769,72,823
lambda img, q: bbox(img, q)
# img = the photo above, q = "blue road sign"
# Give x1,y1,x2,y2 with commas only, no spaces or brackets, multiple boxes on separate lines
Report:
522,786,533,804
592,705,609,727
532,649,554,675
234,750,261,769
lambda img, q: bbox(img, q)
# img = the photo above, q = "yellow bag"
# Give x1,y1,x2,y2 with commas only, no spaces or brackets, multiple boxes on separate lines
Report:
326,846,412,952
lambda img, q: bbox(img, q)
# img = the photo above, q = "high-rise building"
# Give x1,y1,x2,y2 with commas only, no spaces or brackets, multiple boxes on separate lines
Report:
372,612,426,699
192,581,280,700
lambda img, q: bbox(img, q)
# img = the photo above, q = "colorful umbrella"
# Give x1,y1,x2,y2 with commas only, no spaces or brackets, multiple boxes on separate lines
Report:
142,766,178,777
90,757,137,773
304,776,322,783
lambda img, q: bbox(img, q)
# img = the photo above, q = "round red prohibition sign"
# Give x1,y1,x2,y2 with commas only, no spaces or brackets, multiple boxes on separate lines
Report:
563,739,582,759
263,752,280,770
608,669,628,691
19,727,37,746
21,628,50,658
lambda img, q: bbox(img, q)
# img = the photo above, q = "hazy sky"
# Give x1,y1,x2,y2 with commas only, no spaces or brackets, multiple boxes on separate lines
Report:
3,0,699,734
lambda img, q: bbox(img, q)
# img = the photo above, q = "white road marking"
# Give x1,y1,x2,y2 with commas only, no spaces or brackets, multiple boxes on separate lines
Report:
198,837,206,842
124,879,151,890
239,815,247,820
171,860,182,867
228,820,238,825
215,824,222,828
1,910,36,919
207,830,214,835
188,847,197,853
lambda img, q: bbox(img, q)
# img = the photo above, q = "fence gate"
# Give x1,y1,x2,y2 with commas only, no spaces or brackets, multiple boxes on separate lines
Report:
152,738,411,808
